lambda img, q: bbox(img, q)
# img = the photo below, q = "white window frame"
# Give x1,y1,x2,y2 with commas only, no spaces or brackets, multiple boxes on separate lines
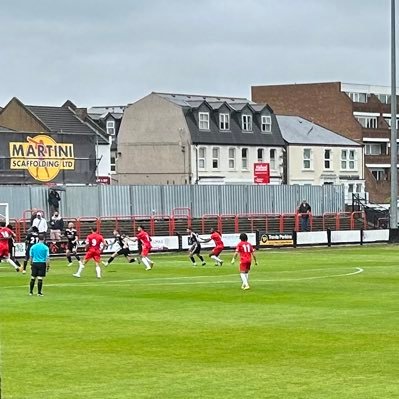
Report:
199,112,210,130
257,148,264,162
347,92,368,103
355,116,378,129
228,147,236,169
377,94,391,104
212,147,220,170
241,115,253,132
241,148,249,170
371,168,385,181
269,149,276,170
365,143,382,155
219,113,230,131
324,149,332,170
261,115,272,132
110,151,116,173
198,147,206,170
303,148,313,170
341,149,357,171
106,120,115,135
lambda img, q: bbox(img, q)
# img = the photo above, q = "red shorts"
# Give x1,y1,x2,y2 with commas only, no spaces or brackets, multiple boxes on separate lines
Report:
0,245,9,258
212,246,224,256
85,249,101,263
240,262,251,273
141,245,151,257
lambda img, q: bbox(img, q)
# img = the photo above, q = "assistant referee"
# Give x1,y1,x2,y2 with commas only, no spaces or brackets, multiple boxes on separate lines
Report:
29,233,50,296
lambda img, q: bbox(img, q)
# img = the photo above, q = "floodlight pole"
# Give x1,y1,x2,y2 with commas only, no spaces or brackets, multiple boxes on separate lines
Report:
390,0,399,241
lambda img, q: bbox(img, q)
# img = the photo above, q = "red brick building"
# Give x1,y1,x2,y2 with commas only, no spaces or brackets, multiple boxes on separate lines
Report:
252,82,396,203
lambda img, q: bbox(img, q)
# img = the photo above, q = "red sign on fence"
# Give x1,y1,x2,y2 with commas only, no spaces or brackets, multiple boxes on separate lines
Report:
253,163,270,184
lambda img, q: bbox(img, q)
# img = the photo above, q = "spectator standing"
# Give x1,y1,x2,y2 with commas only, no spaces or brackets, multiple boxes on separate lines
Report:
48,189,61,215
32,212,48,235
49,212,64,241
298,199,311,231
29,233,49,296
30,208,38,227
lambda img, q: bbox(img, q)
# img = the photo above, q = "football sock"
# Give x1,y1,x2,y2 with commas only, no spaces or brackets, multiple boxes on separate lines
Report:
23,260,28,270
198,255,204,262
95,265,101,278
29,278,35,293
75,254,80,261
13,258,21,267
67,255,72,263
37,278,43,294
211,255,222,263
189,256,195,264
142,257,150,268
7,258,18,269
240,273,248,286
107,257,115,265
76,263,84,276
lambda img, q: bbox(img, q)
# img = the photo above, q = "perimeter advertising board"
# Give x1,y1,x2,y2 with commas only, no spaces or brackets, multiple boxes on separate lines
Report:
259,232,294,247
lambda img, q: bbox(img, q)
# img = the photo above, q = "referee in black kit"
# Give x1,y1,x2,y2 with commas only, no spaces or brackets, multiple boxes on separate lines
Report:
29,233,50,296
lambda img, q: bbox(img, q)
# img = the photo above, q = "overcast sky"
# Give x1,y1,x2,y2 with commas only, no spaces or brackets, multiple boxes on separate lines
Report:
0,0,393,107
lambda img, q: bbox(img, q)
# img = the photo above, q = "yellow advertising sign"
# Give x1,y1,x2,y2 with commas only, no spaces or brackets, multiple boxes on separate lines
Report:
9,134,75,182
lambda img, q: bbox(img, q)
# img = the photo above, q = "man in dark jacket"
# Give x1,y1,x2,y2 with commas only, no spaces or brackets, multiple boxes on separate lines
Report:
298,200,311,231
48,189,61,215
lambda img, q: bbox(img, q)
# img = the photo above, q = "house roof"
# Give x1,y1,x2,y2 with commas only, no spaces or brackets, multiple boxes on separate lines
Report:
277,115,361,146
26,105,109,145
0,125,15,132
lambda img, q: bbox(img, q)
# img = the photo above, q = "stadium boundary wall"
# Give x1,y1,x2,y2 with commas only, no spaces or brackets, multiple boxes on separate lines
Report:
0,184,345,219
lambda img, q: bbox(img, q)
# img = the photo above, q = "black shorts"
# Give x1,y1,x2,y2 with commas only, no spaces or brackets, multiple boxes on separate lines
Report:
31,262,47,278
117,248,130,256
67,242,78,252
190,243,201,255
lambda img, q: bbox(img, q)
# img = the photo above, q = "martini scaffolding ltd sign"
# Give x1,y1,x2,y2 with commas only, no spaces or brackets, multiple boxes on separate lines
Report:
9,134,75,182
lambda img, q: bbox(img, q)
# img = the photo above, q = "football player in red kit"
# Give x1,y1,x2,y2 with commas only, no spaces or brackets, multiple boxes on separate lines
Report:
201,227,224,266
0,221,21,272
73,226,107,278
231,233,257,290
132,225,154,271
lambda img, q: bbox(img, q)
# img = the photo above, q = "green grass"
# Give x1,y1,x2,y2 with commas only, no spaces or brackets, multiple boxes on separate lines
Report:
1,245,398,399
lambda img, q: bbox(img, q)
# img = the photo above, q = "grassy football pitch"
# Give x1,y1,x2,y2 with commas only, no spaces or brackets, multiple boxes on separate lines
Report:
0,245,398,399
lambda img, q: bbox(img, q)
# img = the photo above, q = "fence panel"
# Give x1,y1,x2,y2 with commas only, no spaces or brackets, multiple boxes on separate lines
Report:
100,185,131,216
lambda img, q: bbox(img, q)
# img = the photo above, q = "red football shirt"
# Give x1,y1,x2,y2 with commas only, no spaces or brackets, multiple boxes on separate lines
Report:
85,232,105,251
236,241,254,263
211,232,224,247
137,231,152,248
0,227,14,243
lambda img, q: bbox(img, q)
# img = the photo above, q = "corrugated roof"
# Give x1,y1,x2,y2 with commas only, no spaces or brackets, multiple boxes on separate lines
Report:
277,115,361,146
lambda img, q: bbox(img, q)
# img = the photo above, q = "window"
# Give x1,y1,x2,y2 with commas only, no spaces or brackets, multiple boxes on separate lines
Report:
212,147,220,169
219,113,230,131
346,92,367,103
384,117,399,129
303,148,312,169
355,116,378,129
110,151,116,173
261,115,272,132
106,120,115,135
199,112,210,130
324,149,332,169
356,183,363,193
257,148,264,162
242,115,253,132
377,94,391,104
228,148,236,169
348,183,354,193
241,148,248,169
371,169,385,181
341,149,356,170
270,149,276,169
198,147,206,169
365,143,382,155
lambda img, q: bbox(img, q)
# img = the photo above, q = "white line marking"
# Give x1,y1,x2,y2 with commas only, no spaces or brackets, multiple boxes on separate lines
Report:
0,267,364,289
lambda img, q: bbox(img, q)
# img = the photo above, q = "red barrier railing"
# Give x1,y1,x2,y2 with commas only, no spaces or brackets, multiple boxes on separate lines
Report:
9,210,373,242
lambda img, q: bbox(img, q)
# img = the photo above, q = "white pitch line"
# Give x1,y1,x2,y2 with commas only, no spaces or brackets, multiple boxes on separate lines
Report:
0,267,364,289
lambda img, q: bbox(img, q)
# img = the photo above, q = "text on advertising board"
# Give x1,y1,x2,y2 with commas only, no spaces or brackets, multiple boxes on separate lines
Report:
253,162,270,184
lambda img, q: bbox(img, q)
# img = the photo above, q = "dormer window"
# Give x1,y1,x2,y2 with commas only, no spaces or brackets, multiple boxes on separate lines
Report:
106,120,115,135
261,115,272,132
199,112,210,130
219,113,230,131
242,114,252,132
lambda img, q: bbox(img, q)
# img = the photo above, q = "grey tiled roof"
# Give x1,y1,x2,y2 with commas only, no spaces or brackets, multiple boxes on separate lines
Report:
277,115,361,146
27,105,109,144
